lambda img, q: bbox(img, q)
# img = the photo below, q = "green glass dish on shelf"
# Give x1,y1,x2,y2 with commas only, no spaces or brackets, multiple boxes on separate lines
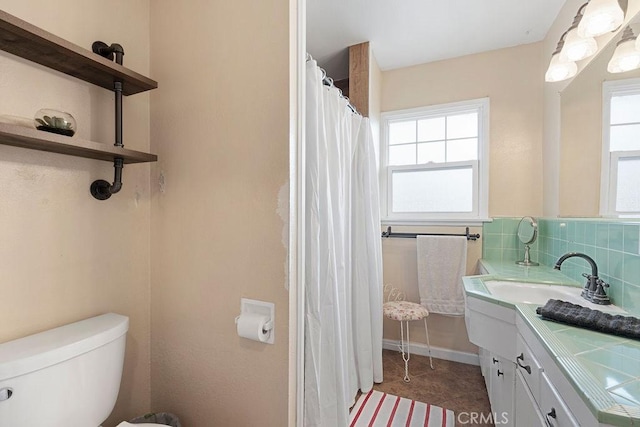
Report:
34,109,76,137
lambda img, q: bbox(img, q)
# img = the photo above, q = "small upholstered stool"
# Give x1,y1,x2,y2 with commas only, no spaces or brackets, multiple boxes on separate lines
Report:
383,299,434,382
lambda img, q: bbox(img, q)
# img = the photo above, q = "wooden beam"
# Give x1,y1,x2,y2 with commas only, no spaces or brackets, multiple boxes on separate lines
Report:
349,42,370,117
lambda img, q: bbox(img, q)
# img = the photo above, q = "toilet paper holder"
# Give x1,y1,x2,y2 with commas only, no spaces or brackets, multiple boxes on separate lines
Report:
235,298,275,344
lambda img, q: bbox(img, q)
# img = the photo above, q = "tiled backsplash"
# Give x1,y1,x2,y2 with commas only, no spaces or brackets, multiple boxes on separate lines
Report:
483,217,640,316
483,218,540,264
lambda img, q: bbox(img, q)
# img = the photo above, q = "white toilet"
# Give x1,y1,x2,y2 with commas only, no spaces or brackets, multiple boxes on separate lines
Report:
0,313,165,427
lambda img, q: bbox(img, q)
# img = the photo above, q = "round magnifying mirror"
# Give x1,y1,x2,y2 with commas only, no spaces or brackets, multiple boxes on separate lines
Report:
516,216,539,266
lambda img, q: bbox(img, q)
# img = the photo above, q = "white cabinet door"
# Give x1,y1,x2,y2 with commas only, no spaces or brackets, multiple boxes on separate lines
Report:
489,354,515,427
488,352,499,408
515,369,546,427
479,348,493,405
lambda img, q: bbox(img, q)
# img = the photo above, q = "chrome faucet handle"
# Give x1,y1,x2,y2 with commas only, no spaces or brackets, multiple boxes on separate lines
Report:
582,273,595,283
591,279,612,305
583,272,600,289
580,273,595,289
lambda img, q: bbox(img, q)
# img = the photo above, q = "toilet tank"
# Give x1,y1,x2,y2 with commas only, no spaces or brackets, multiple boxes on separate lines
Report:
0,313,129,427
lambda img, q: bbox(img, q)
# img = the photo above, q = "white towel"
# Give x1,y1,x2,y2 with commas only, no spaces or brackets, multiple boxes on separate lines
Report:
417,235,467,316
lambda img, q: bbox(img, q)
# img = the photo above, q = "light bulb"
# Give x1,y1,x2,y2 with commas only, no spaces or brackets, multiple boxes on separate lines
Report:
607,40,640,73
617,56,640,71
560,27,598,62
608,39,640,73
578,0,625,38
545,54,578,82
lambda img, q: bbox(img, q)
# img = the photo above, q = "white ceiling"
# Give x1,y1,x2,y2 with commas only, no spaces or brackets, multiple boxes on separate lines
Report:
307,0,567,80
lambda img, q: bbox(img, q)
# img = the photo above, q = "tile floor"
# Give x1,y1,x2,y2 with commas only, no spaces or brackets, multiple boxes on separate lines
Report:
370,349,494,426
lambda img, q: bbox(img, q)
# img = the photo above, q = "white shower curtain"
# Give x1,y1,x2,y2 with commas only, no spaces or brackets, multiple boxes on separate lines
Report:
304,59,383,427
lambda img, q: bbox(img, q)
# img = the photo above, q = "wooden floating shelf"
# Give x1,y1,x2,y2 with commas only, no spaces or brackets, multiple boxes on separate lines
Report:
0,123,157,164
0,9,158,199
0,10,157,96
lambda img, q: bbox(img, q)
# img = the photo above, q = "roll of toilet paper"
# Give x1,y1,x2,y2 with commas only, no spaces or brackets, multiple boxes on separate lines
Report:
236,313,271,342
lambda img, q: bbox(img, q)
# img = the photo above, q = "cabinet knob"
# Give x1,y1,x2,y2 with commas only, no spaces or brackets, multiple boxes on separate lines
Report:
497,370,504,377
0,388,12,401
492,357,499,364
516,353,532,374
545,408,557,426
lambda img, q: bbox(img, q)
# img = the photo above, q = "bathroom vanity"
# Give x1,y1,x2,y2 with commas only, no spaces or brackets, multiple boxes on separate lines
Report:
465,260,640,426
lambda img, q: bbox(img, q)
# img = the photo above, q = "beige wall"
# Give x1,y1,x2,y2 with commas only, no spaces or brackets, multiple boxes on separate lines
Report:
382,42,545,218
544,0,640,217
0,2,151,425
149,1,290,426
380,43,545,354
381,226,481,354
556,0,640,217
542,0,584,217
560,36,640,217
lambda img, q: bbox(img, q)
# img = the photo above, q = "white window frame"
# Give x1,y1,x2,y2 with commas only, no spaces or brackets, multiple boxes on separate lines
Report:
600,79,640,217
380,98,490,225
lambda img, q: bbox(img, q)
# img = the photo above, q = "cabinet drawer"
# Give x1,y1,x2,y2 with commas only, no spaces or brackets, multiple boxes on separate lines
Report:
516,334,543,405
515,370,546,427
540,372,579,427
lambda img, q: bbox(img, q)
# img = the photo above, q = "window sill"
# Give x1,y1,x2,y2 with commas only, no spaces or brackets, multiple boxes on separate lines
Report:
381,218,492,227
597,214,640,221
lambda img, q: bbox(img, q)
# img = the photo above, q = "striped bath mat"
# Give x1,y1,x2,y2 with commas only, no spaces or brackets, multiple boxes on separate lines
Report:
349,390,455,426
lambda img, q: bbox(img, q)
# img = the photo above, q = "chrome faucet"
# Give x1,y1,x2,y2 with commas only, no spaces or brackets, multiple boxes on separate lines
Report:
554,252,611,305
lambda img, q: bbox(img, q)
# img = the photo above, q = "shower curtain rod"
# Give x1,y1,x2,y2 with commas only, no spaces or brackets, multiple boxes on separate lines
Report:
381,226,481,241
306,53,360,115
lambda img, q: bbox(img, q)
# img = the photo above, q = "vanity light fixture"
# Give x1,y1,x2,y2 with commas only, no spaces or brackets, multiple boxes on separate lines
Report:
546,0,626,83
545,34,578,82
561,4,598,62
608,26,640,73
578,0,625,38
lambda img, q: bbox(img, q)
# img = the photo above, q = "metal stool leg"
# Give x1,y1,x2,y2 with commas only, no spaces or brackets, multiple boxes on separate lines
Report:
399,320,411,382
423,317,434,369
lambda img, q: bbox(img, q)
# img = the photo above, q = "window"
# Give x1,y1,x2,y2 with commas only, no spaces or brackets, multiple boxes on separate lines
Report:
601,79,640,216
380,98,489,223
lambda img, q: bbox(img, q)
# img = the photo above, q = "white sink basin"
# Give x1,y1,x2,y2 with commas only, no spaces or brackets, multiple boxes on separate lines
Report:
483,280,626,313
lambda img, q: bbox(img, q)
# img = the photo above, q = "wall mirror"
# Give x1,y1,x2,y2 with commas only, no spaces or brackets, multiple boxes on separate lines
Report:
560,9,640,217
516,216,539,266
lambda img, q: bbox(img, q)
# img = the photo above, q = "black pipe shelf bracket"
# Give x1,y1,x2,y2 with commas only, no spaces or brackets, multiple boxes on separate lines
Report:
0,11,158,200
90,157,124,200
90,41,127,200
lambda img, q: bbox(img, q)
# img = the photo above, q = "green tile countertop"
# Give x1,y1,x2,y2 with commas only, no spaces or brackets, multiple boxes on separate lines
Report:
465,260,640,425
518,305,640,425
